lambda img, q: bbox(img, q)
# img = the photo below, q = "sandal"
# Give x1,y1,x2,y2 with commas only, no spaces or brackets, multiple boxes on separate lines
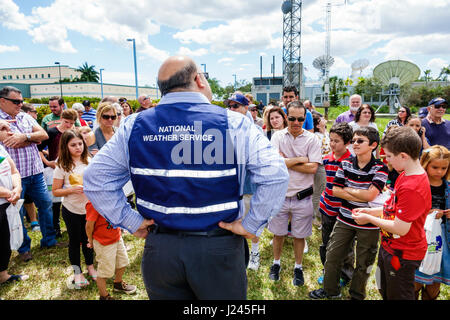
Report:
72,278,89,290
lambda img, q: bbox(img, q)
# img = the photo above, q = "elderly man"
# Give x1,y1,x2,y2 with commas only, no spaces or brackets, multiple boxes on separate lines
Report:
421,97,449,149
268,100,322,286
0,86,60,262
335,94,362,124
83,56,289,300
136,95,152,113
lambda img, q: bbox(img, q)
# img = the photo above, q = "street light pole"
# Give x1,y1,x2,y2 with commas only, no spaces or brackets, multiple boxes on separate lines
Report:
127,38,139,100
201,64,206,73
100,68,104,99
55,62,63,97
232,74,237,91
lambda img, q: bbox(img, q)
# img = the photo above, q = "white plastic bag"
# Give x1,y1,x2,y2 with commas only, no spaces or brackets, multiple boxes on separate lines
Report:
43,166,62,203
419,211,443,275
369,190,391,208
122,180,135,197
6,199,24,251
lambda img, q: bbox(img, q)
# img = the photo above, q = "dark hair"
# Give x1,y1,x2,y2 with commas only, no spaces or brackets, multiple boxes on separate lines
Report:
312,113,323,133
381,126,422,160
282,85,298,97
354,104,375,123
21,103,34,113
353,126,380,149
330,122,353,144
396,106,411,124
0,86,21,98
57,129,90,172
266,106,287,131
286,100,306,117
49,96,64,106
158,61,197,96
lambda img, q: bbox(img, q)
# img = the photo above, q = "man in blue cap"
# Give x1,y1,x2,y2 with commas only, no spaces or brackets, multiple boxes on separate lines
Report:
421,97,449,148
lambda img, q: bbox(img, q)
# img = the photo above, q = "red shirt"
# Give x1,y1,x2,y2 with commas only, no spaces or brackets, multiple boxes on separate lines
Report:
86,201,121,246
381,172,431,261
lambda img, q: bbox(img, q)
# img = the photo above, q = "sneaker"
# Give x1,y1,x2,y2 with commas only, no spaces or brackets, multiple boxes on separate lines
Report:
247,252,260,271
113,281,136,295
99,294,115,300
308,288,341,300
293,268,304,286
269,264,281,281
30,222,40,232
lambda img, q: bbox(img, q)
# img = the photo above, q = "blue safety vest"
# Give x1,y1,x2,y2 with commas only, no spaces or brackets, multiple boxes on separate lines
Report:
128,102,240,231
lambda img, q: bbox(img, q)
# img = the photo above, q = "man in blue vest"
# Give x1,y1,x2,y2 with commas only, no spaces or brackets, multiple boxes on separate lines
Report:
83,55,289,300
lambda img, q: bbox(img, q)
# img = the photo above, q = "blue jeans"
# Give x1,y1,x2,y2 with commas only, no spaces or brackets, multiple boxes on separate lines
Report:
18,173,56,253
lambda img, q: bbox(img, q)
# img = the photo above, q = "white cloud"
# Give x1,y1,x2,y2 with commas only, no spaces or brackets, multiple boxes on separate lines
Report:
0,44,20,53
177,47,208,57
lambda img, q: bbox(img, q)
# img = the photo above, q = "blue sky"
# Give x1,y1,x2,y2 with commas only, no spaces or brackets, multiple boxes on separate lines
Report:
1,0,449,90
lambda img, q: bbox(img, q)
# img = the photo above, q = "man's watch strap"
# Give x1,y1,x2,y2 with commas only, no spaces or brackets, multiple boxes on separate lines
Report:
25,133,31,141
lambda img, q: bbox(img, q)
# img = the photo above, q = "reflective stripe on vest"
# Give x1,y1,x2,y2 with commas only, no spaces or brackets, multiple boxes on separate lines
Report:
136,198,238,215
131,167,237,179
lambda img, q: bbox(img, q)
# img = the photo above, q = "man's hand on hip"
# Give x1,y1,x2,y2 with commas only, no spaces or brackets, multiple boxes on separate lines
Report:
133,219,155,239
219,219,256,240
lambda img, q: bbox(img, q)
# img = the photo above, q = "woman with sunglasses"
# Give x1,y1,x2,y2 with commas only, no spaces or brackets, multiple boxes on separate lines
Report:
89,102,117,155
383,106,411,135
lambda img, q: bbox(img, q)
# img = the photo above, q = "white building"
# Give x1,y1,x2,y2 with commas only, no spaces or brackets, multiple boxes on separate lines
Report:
0,65,81,84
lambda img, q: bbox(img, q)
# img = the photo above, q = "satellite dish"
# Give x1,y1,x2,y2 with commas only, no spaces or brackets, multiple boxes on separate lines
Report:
281,1,293,14
313,55,335,78
351,59,369,77
373,60,420,87
373,60,421,114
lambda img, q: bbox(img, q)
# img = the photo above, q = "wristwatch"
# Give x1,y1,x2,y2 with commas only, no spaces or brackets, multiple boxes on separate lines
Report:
25,133,31,141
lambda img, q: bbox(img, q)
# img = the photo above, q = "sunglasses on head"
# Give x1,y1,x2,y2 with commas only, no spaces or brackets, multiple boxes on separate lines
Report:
287,116,305,122
351,138,368,144
2,97,24,105
101,114,117,120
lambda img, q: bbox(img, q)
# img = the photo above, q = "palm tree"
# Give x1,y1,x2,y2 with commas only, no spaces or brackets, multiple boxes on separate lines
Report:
423,69,432,84
438,65,450,82
75,62,99,82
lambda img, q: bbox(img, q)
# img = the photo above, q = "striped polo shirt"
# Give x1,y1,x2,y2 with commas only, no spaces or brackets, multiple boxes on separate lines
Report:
319,149,352,218
333,155,388,229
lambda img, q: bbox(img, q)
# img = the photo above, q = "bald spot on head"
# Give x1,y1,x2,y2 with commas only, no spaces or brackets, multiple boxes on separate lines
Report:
158,56,197,82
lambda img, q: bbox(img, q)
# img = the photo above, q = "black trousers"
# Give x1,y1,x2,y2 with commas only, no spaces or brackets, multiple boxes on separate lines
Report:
0,203,11,272
61,205,94,273
142,230,247,300
53,202,62,234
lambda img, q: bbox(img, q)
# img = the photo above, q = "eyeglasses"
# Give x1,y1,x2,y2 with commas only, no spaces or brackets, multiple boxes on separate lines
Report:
29,110,37,113
287,116,305,122
398,110,406,113
250,108,258,112
351,138,369,145
2,97,24,105
101,115,117,120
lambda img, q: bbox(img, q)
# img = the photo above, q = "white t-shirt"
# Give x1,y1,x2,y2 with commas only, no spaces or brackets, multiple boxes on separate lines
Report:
53,158,90,215
0,145,13,205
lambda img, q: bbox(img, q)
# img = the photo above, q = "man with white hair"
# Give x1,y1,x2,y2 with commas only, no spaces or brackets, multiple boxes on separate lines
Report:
136,95,152,113
335,94,362,124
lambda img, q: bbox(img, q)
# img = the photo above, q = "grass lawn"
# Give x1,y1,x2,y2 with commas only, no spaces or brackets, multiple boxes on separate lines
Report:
1,110,449,301
1,217,449,301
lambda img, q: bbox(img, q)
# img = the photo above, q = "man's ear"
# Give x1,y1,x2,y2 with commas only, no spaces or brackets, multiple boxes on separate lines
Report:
195,73,206,89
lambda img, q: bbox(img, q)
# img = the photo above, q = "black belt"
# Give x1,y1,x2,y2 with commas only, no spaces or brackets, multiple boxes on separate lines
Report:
148,224,234,237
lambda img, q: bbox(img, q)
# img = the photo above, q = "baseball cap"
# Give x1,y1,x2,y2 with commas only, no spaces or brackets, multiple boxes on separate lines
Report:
224,93,249,107
428,97,447,107
418,107,428,118
249,104,257,110
82,100,91,107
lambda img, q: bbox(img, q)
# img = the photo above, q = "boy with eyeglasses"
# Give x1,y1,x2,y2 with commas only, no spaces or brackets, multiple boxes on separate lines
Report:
309,126,388,300
268,101,322,286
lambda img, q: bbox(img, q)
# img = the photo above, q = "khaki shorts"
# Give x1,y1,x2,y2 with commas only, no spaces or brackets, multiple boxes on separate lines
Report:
268,195,313,239
93,237,129,279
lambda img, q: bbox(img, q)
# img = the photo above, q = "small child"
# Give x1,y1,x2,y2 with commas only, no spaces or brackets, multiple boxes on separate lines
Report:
309,126,388,300
414,145,450,300
317,122,354,286
52,129,97,288
85,201,136,300
352,126,432,300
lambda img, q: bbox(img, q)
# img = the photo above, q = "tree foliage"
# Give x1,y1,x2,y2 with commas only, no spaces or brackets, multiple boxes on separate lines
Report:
75,62,99,82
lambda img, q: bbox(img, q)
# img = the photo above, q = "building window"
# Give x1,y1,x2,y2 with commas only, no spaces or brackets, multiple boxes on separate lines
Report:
16,75,19,79
29,75,32,79
8,75,12,80
35,74,38,78
41,74,44,78
23,75,26,79
2,76,6,80
48,74,51,78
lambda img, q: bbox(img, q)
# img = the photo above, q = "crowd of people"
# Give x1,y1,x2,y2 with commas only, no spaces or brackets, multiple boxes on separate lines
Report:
0,55,449,301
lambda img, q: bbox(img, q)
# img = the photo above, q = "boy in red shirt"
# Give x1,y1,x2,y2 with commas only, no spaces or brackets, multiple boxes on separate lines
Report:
352,126,431,300
85,201,136,300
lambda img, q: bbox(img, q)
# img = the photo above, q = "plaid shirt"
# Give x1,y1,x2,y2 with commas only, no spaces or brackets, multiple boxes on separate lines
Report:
0,109,44,178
